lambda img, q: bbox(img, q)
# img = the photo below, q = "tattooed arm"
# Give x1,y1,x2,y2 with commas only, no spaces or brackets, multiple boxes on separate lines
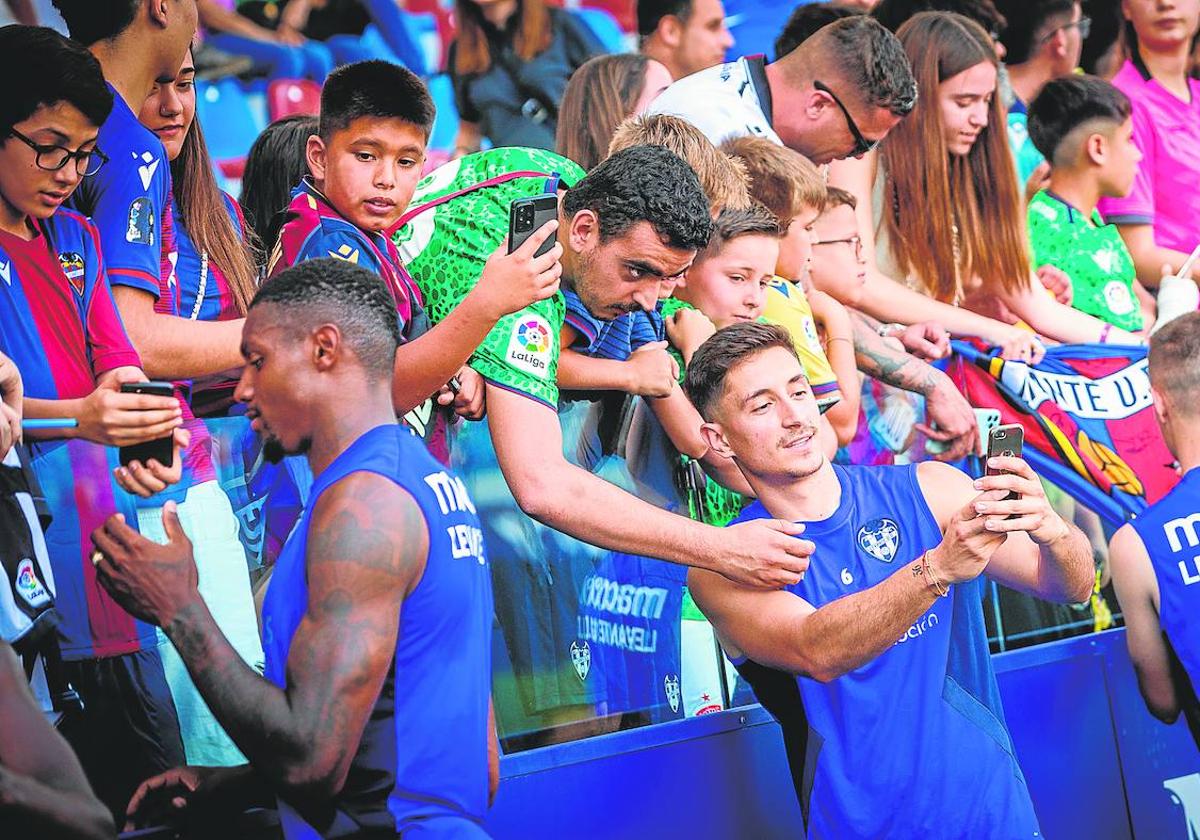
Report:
92,473,427,809
850,311,979,461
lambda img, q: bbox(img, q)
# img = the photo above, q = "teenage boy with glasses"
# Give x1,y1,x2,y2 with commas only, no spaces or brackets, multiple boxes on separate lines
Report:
995,0,1088,187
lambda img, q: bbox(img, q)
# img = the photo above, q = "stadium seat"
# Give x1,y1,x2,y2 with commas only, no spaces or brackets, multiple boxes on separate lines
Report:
195,78,267,180
573,7,631,53
427,73,460,154
723,0,794,60
268,79,322,121
578,0,636,34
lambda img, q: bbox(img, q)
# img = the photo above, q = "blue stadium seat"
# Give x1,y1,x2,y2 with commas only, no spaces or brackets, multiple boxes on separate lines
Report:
195,78,268,178
574,8,631,54
724,0,798,61
427,73,460,154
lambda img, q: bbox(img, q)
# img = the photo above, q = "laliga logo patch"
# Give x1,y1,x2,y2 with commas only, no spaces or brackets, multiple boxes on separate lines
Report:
125,197,155,246
15,559,51,608
505,314,552,380
857,517,900,563
570,640,591,682
664,674,680,714
58,251,86,295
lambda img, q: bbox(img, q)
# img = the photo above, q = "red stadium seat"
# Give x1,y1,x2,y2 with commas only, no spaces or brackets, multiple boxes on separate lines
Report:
579,0,635,32
268,79,322,122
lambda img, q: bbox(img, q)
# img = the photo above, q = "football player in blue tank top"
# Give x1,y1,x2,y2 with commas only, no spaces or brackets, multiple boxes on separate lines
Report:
91,259,496,838
682,323,1094,839
1110,312,1200,750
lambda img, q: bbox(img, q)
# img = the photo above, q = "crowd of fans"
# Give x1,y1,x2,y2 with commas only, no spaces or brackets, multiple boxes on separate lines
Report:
0,0,1199,837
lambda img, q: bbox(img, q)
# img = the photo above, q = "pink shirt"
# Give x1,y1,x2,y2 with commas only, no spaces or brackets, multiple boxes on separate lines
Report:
1098,60,1200,255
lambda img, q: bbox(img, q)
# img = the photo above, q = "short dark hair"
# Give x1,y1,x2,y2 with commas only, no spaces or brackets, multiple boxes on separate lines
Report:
704,203,782,258
0,25,114,139
804,15,918,117
1027,74,1131,165
684,322,799,419
563,144,713,253
775,3,862,58
319,60,436,142
872,0,1005,36
250,258,401,379
1149,312,1200,413
637,0,693,39
52,0,140,45
993,0,1076,65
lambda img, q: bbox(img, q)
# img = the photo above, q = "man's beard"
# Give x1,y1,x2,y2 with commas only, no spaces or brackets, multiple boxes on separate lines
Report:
263,434,311,464
573,250,641,320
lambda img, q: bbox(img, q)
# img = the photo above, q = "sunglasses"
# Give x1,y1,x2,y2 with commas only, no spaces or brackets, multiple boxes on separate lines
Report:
814,80,879,158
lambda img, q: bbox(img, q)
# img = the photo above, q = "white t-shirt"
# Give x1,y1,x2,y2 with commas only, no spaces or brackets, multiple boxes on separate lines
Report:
646,58,781,147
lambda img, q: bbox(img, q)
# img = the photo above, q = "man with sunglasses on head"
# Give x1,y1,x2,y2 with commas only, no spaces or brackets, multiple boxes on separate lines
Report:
995,0,1088,189
648,14,914,164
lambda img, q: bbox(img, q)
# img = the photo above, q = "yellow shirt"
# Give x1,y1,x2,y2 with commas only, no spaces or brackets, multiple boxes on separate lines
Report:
762,276,841,410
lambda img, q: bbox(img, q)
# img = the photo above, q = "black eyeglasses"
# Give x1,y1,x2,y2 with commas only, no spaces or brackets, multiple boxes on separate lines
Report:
1043,15,1091,42
814,80,878,158
813,234,863,261
8,128,108,176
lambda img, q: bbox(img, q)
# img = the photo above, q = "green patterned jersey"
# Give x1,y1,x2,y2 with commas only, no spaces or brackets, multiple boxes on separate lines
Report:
1027,191,1144,333
658,297,749,525
393,148,587,408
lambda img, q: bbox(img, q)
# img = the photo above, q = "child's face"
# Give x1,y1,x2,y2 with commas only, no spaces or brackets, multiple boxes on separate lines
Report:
138,50,196,163
809,204,867,305
678,233,779,329
776,204,820,284
307,116,427,233
0,101,97,231
1098,117,1143,198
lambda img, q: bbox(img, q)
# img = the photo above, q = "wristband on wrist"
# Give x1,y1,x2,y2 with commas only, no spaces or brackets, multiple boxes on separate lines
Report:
1098,323,1112,344
921,549,949,597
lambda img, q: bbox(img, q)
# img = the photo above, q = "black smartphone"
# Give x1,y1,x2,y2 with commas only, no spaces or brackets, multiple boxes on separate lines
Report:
508,195,558,258
986,423,1025,507
118,381,176,468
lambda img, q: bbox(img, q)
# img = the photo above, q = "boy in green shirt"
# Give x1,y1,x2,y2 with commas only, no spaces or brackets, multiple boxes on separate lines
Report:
1026,74,1149,335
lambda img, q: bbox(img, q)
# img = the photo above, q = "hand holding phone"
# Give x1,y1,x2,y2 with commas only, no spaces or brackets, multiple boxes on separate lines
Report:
473,201,562,319
508,195,559,257
985,423,1025,512
118,382,179,468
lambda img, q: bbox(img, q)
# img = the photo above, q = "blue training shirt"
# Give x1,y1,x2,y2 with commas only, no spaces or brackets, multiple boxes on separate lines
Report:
69,83,172,298
729,464,1040,839
260,424,493,838
1131,467,1200,687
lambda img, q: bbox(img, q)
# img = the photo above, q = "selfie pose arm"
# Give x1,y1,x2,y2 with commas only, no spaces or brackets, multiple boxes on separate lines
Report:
486,384,809,587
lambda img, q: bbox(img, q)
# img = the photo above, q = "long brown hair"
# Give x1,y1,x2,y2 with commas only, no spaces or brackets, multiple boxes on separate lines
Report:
172,117,260,315
556,54,649,171
453,0,553,76
880,11,1029,302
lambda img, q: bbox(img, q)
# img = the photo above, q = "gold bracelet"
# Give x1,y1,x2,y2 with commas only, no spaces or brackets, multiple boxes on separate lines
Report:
921,550,949,597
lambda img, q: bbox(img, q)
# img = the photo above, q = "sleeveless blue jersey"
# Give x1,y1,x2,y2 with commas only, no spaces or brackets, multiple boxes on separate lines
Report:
1131,467,1200,684
730,464,1040,839
261,424,493,838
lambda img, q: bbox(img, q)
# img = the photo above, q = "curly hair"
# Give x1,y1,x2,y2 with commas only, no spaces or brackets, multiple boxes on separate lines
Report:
563,144,713,252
